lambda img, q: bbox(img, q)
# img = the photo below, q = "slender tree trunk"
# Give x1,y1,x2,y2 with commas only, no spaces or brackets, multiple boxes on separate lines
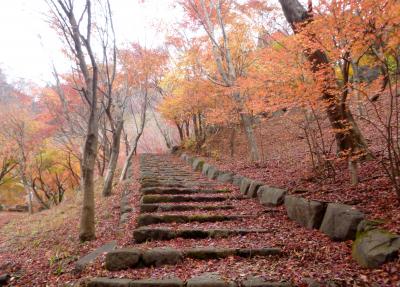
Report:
185,120,190,138
176,122,184,142
79,105,99,242
102,120,123,197
193,115,199,142
119,134,142,182
278,0,368,155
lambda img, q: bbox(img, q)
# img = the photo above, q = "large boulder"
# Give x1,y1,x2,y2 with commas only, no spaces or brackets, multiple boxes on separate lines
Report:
352,228,400,268
319,203,364,241
105,248,141,271
246,181,264,198
239,178,252,195
257,186,286,206
192,158,205,171
284,196,327,229
216,172,234,183
142,247,183,267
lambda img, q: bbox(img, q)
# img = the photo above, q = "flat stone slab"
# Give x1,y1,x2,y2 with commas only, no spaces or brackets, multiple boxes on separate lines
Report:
242,277,293,287
187,273,236,287
88,278,184,287
75,241,117,272
133,227,270,243
141,195,229,204
184,248,236,259
88,278,133,287
130,279,184,287
140,187,230,195
137,214,240,226
185,247,281,259
140,204,234,213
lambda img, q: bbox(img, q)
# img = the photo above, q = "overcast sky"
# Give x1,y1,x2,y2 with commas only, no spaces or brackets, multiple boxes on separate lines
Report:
0,0,176,85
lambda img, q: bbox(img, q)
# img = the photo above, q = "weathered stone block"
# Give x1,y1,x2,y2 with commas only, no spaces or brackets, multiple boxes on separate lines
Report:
352,229,400,268
239,178,251,195
206,166,220,180
192,158,205,171
105,248,141,271
257,186,286,206
319,203,364,241
202,163,211,175
232,175,244,186
187,273,236,287
88,278,132,287
130,279,184,287
75,241,117,272
284,196,327,229
185,248,235,259
142,247,183,267
216,172,234,183
242,277,293,287
246,181,264,198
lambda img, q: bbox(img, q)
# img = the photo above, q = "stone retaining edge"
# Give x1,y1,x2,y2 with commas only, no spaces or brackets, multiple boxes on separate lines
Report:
179,153,400,268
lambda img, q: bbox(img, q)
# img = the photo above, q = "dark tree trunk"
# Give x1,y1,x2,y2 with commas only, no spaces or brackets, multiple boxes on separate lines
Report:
176,122,184,142
278,0,368,155
185,120,190,138
193,115,199,141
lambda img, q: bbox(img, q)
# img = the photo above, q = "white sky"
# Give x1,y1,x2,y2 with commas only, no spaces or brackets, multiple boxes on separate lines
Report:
0,0,177,85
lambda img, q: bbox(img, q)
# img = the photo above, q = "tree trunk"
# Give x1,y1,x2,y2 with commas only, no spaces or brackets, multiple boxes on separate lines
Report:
102,120,123,197
193,115,199,142
176,122,184,142
79,105,99,242
241,113,261,161
185,120,190,138
278,0,368,155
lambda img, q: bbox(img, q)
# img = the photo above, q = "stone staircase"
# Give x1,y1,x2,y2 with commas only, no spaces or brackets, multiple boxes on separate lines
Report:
86,154,293,287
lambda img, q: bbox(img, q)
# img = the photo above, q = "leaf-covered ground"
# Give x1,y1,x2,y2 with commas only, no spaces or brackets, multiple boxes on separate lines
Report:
1,155,399,286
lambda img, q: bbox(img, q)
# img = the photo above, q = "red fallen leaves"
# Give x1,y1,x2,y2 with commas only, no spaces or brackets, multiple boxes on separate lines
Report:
1,155,400,286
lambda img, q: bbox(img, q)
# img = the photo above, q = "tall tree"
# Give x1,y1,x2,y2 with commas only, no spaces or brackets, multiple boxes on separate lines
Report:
277,0,368,156
47,0,111,241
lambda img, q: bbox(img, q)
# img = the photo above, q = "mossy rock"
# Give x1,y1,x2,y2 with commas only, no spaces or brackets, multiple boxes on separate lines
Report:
352,228,400,268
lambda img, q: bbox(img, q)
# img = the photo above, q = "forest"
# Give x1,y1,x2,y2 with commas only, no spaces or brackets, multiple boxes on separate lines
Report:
0,0,400,286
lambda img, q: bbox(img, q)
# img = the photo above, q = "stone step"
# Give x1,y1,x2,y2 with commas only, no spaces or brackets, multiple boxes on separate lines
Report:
140,204,235,213
133,227,270,243
136,214,243,227
140,187,230,195
140,195,233,204
87,276,293,287
105,247,282,271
